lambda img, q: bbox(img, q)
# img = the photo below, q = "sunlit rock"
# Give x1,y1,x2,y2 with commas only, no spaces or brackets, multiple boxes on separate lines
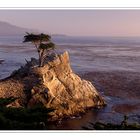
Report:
0,51,106,120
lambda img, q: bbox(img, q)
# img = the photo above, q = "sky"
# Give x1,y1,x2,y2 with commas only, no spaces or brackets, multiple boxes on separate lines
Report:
0,10,140,36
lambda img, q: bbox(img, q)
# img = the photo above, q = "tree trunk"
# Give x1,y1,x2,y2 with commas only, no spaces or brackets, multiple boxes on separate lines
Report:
38,50,42,67
39,50,45,67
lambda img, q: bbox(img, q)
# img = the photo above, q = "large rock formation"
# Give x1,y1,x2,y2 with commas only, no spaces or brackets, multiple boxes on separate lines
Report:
0,51,106,120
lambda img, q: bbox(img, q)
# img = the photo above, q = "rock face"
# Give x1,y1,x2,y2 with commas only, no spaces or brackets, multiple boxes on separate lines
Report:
0,51,106,120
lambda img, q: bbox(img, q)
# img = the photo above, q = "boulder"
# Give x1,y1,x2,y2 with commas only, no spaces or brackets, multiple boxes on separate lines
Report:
0,51,106,120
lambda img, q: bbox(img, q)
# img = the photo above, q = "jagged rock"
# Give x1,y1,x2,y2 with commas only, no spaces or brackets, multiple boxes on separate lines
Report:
0,51,106,120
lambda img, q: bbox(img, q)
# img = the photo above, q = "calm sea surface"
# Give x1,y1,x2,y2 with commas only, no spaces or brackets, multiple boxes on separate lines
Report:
1,35,140,78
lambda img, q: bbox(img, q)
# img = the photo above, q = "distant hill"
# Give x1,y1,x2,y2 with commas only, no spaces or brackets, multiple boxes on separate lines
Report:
0,21,36,35
0,21,69,37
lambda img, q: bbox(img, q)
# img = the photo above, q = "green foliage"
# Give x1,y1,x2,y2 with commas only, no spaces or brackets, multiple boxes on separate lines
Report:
39,33,51,42
23,32,55,67
23,33,51,43
39,42,55,50
0,97,18,107
0,97,53,130
23,33,40,43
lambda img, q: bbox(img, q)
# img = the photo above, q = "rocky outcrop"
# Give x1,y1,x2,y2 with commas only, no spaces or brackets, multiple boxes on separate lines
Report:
0,51,106,120
0,59,4,64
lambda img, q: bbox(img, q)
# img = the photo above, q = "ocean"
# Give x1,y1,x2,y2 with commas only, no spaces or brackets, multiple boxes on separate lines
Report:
1,35,140,79
1,35,140,46
1,35,140,129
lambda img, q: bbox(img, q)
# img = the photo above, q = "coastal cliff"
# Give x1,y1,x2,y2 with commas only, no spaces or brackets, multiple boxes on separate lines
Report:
0,51,106,120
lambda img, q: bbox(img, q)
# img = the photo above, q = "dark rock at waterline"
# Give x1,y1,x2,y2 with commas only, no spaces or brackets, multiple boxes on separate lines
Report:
0,52,106,121
0,59,4,64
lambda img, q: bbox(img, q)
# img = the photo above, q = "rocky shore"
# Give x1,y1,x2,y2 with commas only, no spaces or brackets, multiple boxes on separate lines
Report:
0,52,106,121
81,71,140,115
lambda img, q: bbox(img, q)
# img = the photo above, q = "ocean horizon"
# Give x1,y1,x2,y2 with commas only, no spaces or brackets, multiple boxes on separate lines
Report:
1,35,140,46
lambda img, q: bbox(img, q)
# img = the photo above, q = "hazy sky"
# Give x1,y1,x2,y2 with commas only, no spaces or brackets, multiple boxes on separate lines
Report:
0,10,140,36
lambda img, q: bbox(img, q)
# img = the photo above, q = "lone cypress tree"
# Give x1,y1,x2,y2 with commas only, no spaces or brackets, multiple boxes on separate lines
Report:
23,33,55,67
